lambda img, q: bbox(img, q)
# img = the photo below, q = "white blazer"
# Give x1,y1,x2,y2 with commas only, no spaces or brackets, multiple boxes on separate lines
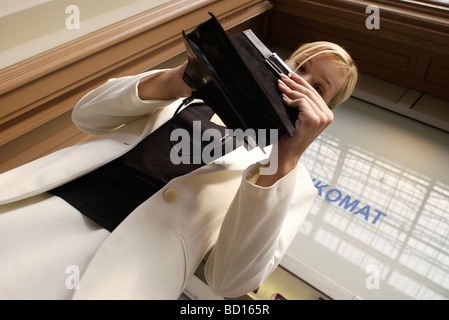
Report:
0,70,317,299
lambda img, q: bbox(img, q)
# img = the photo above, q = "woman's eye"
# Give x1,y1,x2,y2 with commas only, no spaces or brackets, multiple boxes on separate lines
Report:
314,85,323,96
298,65,305,73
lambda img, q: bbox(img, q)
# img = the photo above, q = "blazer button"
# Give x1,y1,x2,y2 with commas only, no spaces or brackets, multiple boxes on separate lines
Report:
163,189,178,203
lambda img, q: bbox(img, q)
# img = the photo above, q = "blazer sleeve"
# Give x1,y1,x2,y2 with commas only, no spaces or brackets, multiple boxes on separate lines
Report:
203,160,317,297
72,69,177,135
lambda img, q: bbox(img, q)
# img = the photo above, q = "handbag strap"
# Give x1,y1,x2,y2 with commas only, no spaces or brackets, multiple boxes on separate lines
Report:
168,93,197,154
168,93,233,156
242,30,293,76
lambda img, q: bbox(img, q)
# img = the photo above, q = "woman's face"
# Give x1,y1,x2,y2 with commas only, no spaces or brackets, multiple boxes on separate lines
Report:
287,54,347,107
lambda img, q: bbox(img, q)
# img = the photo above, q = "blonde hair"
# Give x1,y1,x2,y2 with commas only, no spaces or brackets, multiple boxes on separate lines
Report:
288,41,358,109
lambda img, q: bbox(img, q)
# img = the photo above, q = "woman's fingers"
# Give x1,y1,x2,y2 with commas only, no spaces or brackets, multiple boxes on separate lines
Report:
282,93,330,131
280,74,329,113
276,72,334,157
278,74,334,124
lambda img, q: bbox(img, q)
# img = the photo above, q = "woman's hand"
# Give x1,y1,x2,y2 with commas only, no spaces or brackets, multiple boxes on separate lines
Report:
256,72,334,187
138,61,192,101
278,72,334,161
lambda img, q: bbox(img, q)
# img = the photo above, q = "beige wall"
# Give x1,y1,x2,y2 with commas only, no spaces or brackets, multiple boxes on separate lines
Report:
0,0,173,68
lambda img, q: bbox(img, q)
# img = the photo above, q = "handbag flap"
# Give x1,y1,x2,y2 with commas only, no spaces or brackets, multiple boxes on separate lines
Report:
181,13,297,146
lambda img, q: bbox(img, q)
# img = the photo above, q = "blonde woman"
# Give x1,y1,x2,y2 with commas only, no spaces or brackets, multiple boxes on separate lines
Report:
0,41,357,299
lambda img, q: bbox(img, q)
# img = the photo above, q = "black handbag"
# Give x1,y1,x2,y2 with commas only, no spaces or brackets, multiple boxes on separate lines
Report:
179,12,297,149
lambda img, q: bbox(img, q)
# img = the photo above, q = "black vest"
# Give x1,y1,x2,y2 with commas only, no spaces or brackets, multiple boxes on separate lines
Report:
50,103,237,231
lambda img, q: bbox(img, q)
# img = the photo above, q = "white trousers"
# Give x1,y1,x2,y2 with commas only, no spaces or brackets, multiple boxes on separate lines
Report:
0,193,110,299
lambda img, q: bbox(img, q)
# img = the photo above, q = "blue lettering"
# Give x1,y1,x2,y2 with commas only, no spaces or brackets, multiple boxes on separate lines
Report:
314,181,330,196
372,209,387,224
325,189,342,202
354,205,370,221
338,195,360,212
312,178,387,225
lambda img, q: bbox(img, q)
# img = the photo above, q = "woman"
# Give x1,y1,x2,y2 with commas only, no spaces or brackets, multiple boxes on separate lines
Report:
0,41,357,299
